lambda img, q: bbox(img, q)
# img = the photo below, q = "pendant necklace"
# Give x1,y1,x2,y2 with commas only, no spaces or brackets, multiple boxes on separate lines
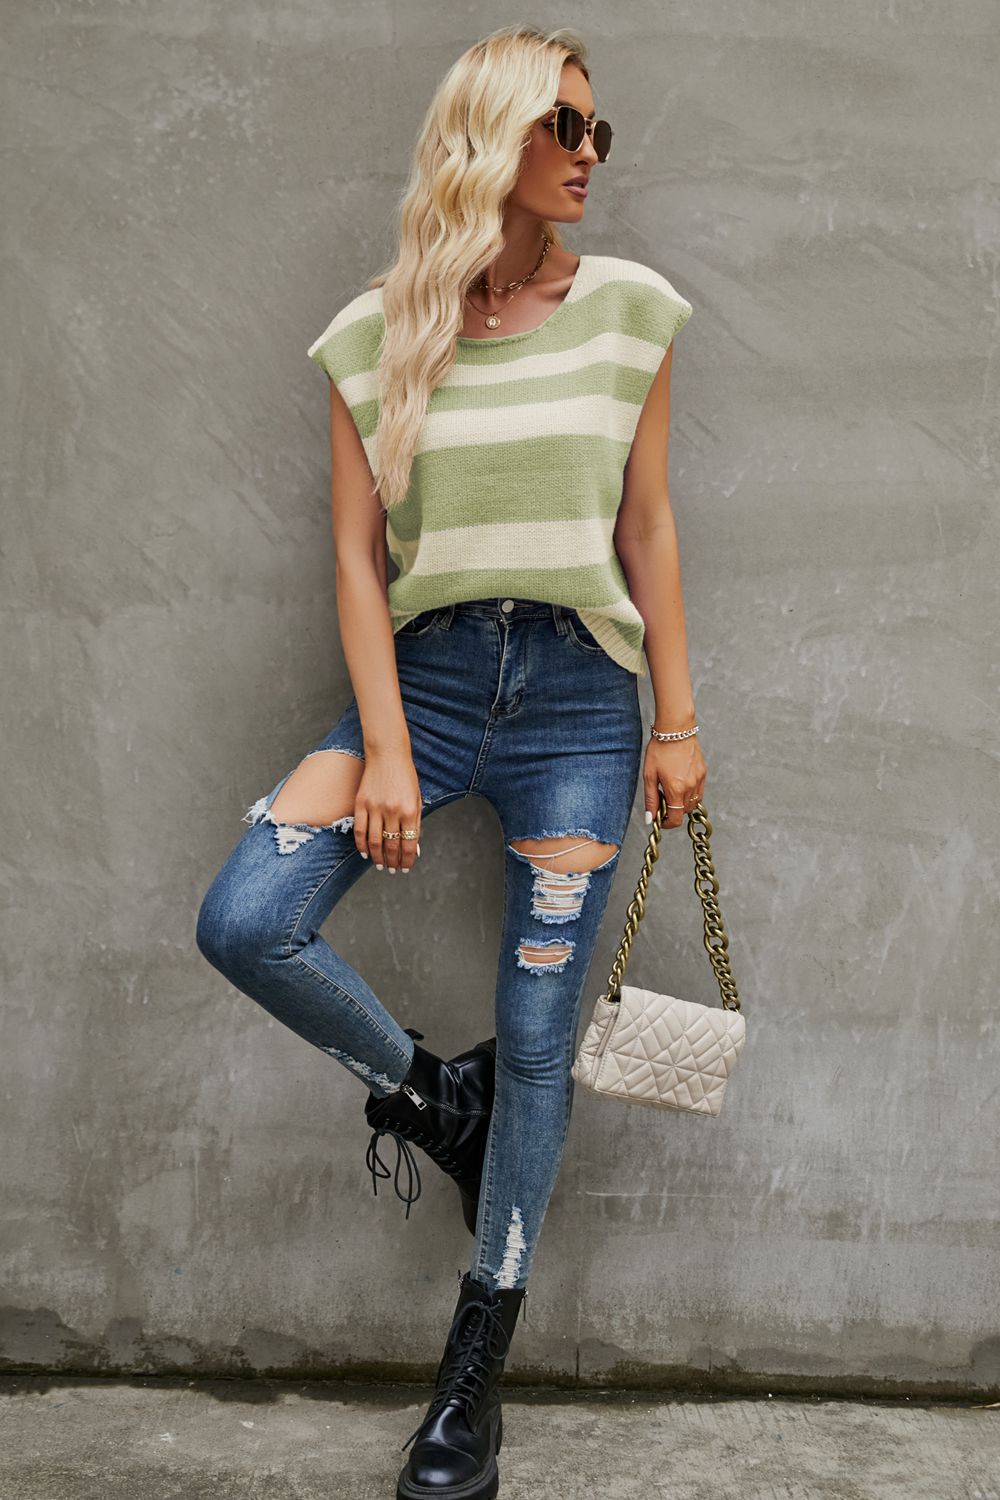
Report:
464,236,551,330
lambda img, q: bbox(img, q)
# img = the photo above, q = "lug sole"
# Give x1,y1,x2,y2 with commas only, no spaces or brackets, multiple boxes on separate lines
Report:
396,1459,498,1500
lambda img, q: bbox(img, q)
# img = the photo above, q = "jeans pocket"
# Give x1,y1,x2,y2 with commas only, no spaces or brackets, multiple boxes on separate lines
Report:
563,610,606,655
395,607,449,638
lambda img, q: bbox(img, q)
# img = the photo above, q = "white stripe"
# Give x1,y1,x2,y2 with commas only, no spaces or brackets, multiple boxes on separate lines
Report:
447,328,670,381
575,603,645,638
306,285,383,357
416,392,647,454
359,390,648,470
387,515,619,576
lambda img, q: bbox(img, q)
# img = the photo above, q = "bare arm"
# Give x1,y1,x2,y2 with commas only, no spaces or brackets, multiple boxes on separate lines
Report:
329,380,408,753
613,344,707,829
327,380,422,869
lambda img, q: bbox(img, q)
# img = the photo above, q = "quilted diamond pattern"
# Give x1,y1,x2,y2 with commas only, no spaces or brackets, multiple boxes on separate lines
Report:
572,985,747,1117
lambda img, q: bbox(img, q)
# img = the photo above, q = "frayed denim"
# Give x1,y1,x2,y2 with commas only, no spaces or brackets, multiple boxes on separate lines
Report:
196,599,642,1291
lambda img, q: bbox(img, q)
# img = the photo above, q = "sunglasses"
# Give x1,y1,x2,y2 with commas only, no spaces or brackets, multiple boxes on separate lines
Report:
542,104,613,163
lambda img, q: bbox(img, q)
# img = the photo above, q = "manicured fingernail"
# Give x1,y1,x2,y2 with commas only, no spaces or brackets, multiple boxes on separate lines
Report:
644,810,652,824
416,843,421,856
403,867,411,874
360,851,369,859
389,867,396,875
375,863,384,871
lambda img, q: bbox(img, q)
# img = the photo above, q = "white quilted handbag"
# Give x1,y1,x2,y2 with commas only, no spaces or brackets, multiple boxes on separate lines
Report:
572,796,746,1117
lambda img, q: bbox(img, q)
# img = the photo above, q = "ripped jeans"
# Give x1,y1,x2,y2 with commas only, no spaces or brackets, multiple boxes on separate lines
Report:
195,599,643,1291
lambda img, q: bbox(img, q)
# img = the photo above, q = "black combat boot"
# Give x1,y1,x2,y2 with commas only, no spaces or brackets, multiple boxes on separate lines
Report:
396,1271,527,1500
364,1029,496,1234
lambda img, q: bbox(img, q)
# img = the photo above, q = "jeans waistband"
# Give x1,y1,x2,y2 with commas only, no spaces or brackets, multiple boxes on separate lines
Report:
448,598,572,622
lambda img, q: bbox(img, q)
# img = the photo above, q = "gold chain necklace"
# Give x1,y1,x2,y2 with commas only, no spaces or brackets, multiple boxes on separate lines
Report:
464,236,551,330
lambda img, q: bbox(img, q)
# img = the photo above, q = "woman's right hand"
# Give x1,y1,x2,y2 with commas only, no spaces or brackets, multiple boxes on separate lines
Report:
353,749,423,873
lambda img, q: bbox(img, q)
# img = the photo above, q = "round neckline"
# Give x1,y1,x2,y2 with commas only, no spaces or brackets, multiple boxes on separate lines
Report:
456,254,589,347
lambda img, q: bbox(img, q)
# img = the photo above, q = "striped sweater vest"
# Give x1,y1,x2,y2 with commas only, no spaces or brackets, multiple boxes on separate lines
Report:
307,254,692,675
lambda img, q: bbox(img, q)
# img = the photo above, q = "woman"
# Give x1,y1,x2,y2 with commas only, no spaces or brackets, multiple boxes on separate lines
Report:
196,23,706,1500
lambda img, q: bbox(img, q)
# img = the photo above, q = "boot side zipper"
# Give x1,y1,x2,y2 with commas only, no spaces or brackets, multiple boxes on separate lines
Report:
402,1084,427,1110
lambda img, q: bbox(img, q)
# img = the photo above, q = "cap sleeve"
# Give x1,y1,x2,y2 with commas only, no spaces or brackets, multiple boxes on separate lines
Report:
306,288,385,452
634,268,692,357
615,265,693,452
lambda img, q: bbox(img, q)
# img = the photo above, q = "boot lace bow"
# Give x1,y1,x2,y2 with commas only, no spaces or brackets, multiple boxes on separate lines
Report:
366,1122,468,1216
365,1127,423,1216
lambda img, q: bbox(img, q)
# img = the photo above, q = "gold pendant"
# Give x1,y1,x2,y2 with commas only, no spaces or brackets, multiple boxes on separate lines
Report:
485,314,501,329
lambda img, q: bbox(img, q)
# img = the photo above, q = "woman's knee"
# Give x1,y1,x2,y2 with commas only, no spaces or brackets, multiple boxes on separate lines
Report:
194,864,283,977
195,878,242,977
495,1011,578,1086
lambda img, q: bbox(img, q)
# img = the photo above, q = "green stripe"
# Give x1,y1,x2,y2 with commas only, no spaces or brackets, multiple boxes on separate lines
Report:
450,276,686,364
387,436,632,537
309,308,384,383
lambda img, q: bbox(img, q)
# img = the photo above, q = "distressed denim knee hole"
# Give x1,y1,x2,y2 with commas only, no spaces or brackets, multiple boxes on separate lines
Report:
515,937,575,974
507,834,621,922
243,747,365,853
242,794,356,855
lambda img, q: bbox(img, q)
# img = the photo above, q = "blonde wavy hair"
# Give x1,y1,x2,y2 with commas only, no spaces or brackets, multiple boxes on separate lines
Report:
365,23,591,511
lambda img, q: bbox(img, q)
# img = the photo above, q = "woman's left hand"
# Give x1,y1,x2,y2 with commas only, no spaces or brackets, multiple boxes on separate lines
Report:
643,736,707,831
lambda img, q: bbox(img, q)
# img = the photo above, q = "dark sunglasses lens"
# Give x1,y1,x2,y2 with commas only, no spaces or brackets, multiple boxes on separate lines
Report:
555,106,585,151
593,120,613,162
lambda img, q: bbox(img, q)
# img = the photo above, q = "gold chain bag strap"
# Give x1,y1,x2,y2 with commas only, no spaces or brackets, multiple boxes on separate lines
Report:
571,794,747,1116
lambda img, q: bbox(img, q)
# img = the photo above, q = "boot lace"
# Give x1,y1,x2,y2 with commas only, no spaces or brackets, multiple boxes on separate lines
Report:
366,1119,469,1217
400,1297,512,1452
366,1128,422,1217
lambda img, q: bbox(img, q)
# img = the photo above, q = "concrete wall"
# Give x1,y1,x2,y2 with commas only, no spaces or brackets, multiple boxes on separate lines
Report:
3,2,997,1396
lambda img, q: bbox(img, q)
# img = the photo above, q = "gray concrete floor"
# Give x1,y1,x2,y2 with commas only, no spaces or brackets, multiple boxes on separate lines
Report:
1,1376,998,1499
